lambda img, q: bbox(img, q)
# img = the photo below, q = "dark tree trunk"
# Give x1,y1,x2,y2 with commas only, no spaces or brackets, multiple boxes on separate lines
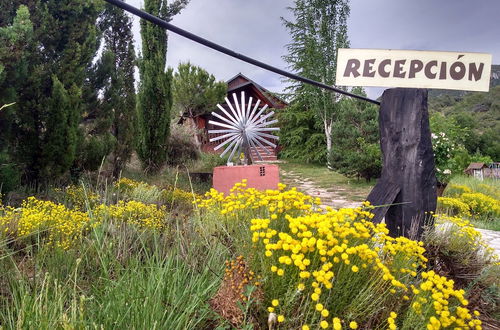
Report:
367,88,437,239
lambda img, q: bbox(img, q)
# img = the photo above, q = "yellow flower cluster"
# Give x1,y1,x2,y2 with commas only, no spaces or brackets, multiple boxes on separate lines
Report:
410,270,481,329
94,200,167,230
477,183,500,200
0,197,92,249
254,208,430,327
162,186,200,207
433,214,498,260
199,181,483,329
445,184,472,197
437,197,472,217
115,177,200,207
460,192,500,218
198,180,319,217
114,177,142,191
62,185,100,211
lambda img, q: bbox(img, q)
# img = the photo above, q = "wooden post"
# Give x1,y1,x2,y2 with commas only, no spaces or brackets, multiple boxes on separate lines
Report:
367,88,437,239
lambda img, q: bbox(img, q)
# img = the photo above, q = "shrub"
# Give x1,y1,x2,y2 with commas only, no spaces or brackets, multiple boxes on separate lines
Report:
437,197,472,217
166,123,200,166
460,193,500,220
94,200,167,231
444,184,472,197
0,197,93,249
423,214,499,325
0,151,20,195
54,184,100,211
198,182,482,329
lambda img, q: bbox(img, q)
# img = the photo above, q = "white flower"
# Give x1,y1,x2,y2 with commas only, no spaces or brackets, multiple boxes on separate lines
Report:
431,133,437,139
443,169,451,174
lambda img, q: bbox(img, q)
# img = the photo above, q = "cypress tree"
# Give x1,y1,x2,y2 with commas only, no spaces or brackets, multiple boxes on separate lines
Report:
43,76,78,178
100,2,137,178
137,0,188,172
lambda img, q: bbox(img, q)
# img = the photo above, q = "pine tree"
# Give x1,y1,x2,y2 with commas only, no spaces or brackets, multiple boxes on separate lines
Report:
0,1,100,184
137,0,188,172
173,62,226,119
282,0,350,169
277,101,327,164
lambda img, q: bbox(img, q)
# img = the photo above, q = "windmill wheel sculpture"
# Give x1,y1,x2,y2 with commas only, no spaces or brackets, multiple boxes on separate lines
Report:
208,91,280,165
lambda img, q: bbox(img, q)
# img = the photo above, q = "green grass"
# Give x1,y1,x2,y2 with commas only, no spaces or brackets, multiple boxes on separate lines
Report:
279,161,375,202
0,220,229,329
445,175,500,199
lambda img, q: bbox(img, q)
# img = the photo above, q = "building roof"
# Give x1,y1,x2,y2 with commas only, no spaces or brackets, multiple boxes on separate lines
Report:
226,73,287,109
465,162,488,171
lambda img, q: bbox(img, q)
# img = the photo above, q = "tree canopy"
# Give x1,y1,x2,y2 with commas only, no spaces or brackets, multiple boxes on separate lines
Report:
173,62,227,118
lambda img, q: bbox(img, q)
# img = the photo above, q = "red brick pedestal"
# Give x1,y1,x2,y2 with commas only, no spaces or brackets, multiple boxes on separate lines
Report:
213,164,279,195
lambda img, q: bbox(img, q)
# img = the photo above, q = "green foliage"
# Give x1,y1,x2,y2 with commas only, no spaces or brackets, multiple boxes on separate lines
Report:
329,88,381,181
137,0,188,172
429,85,500,161
173,62,226,118
42,76,79,178
282,0,350,168
278,102,326,164
100,3,137,178
430,112,495,183
0,152,20,195
0,1,100,184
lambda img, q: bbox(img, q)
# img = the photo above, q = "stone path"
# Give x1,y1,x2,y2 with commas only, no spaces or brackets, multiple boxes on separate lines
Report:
477,228,500,257
281,170,361,210
281,169,500,257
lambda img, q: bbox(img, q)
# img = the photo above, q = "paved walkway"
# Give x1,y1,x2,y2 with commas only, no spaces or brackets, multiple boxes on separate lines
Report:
477,228,500,257
281,170,361,209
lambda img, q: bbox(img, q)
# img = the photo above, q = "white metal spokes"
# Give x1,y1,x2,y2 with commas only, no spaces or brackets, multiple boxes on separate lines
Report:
208,91,280,164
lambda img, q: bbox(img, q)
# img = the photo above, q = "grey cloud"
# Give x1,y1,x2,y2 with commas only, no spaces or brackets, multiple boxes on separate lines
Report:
125,0,500,99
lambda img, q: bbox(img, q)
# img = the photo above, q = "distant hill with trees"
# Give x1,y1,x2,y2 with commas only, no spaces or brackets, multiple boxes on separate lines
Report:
428,65,500,161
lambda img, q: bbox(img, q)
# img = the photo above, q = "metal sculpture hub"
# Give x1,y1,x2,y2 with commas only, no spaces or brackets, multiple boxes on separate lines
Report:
208,91,279,165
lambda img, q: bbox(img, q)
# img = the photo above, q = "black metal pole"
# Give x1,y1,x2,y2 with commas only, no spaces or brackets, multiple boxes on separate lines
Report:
103,0,380,105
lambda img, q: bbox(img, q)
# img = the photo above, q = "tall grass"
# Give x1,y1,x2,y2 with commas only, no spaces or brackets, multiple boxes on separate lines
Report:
8,177,263,329
0,197,229,329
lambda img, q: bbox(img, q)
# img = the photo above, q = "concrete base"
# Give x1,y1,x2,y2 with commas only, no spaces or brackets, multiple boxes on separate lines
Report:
213,164,279,195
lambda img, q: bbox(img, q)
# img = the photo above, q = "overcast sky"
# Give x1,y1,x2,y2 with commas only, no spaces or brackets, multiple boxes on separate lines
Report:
124,0,500,99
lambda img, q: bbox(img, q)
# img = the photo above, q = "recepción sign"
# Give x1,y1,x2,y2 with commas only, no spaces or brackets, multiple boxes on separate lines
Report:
336,49,492,92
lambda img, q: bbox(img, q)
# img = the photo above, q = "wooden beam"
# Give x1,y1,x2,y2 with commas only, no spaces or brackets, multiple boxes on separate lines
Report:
367,88,437,239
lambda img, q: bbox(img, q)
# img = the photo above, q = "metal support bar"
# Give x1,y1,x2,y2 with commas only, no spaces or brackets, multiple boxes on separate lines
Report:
103,0,380,105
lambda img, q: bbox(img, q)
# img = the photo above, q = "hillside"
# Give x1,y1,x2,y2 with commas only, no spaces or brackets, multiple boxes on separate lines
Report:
428,81,500,160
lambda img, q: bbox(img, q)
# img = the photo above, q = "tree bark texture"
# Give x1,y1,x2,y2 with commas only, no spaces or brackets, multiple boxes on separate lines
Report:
367,88,437,239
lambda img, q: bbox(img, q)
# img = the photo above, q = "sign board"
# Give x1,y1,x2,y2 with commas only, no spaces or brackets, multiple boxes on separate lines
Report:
336,49,492,92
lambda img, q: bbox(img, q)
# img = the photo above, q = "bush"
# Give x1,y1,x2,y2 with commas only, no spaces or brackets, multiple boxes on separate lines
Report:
166,123,200,166
437,197,472,217
198,182,482,329
441,176,500,226
460,193,500,220
0,151,20,195
423,214,499,325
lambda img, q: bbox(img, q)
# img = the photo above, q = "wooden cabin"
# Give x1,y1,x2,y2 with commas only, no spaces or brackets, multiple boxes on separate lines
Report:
464,162,500,180
186,73,287,161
